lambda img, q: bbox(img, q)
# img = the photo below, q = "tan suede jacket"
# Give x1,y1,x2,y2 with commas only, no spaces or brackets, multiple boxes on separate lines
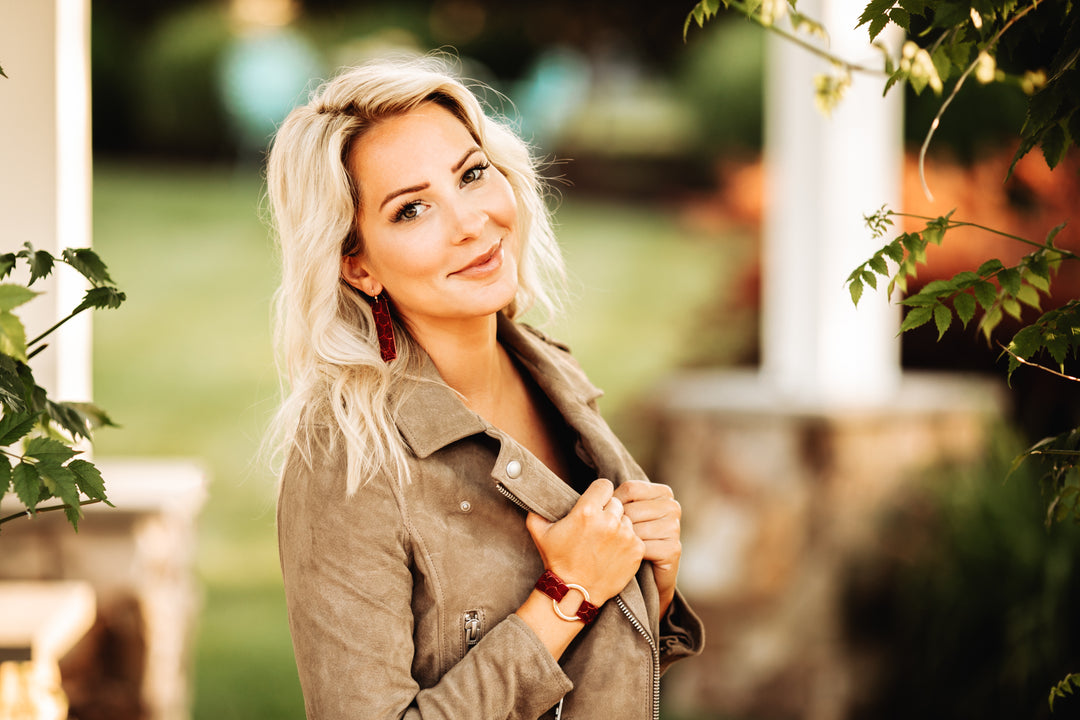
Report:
278,315,704,720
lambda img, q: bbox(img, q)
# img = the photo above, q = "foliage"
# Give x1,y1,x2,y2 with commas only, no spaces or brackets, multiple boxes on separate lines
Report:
685,0,1080,512
0,244,125,532
684,0,1080,706
687,0,1080,186
1050,673,1080,712
846,208,1080,533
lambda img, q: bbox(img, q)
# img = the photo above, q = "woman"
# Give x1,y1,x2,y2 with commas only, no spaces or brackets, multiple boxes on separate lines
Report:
267,55,703,720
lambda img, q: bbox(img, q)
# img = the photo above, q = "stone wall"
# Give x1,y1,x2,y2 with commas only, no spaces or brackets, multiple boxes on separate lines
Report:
651,370,1004,720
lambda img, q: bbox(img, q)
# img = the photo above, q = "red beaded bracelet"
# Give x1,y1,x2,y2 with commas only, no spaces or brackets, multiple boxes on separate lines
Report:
534,570,600,624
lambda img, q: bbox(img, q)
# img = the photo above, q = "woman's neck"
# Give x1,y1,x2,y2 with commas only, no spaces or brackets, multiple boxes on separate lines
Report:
408,313,510,415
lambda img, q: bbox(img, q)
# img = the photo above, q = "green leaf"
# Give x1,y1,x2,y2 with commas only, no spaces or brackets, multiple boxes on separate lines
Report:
884,241,905,264
868,14,890,41
63,502,82,530
977,259,1004,276
883,68,906,95
1050,674,1080,712
0,284,39,312
0,455,11,504
1016,283,1042,311
869,255,889,276
1009,324,1041,358
64,402,118,430
684,0,722,39
951,271,979,287
954,293,976,328
920,279,955,296
37,462,80,528
24,436,78,465
12,461,41,512
933,302,952,339
858,0,898,30
0,310,29,361
1040,123,1068,169
61,248,114,285
900,305,934,333
973,280,997,310
73,286,126,314
849,277,865,306
69,458,111,505
930,45,953,85
16,244,55,285
979,305,1003,341
946,38,974,68
1002,297,1022,320
0,412,37,446
998,267,1022,296
0,357,26,412
888,7,910,31
1023,265,1051,293
0,254,16,280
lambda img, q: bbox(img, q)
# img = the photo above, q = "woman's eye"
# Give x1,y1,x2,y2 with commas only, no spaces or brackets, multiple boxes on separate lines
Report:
392,202,424,222
462,163,489,185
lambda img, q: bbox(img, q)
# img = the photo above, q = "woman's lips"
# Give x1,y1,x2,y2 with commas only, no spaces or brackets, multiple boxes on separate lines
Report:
452,242,503,277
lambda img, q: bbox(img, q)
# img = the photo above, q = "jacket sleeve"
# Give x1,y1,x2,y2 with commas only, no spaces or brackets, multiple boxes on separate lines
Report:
657,587,705,675
277,443,573,720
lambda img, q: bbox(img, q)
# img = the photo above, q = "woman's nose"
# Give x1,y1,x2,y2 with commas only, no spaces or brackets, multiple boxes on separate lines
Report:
451,198,486,243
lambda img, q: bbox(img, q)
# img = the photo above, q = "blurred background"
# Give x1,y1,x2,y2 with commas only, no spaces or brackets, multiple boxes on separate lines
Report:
3,0,1080,718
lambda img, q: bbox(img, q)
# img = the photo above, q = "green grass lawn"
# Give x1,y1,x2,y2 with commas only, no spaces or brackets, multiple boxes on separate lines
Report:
91,161,752,719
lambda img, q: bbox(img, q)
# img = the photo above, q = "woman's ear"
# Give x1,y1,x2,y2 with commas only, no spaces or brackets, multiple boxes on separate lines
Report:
341,254,381,297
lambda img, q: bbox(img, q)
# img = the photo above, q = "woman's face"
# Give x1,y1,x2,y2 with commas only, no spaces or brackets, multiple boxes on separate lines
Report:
342,102,520,334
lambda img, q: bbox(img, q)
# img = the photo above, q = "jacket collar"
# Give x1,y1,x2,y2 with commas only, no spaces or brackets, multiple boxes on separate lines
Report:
391,317,653,629
390,313,603,460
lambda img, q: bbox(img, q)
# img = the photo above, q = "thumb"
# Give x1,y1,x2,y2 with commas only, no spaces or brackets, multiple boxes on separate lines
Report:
525,511,551,541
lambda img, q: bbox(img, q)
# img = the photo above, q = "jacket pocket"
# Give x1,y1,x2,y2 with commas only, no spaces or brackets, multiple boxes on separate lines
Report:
462,609,483,657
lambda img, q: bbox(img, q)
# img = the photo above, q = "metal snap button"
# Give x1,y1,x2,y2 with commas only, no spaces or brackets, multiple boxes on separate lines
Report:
506,460,522,479
459,500,472,513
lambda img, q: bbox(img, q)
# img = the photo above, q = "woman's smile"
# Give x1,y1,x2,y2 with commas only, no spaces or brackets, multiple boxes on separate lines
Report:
451,241,504,277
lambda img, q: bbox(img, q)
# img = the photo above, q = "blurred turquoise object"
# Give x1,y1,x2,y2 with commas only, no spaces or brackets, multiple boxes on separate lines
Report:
219,29,323,155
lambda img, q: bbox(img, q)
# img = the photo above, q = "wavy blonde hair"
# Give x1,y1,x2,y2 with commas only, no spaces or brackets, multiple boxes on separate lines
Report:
266,55,565,493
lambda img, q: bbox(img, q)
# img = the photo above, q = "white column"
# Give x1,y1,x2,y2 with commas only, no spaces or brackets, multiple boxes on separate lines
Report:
761,0,903,407
0,0,93,402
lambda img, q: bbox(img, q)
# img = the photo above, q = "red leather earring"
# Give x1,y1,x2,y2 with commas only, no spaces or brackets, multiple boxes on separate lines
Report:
368,292,397,362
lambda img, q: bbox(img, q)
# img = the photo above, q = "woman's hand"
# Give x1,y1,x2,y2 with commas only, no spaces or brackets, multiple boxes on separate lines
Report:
525,479,645,606
613,480,682,617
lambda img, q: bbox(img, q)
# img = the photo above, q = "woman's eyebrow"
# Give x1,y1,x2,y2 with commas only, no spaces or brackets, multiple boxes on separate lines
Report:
380,182,428,211
452,146,481,172
378,147,483,211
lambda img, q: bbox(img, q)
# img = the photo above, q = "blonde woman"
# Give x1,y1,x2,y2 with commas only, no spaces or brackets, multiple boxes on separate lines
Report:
267,55,703,720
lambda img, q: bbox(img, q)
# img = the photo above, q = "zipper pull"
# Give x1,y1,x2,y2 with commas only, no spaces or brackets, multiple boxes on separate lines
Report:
464,610,481,651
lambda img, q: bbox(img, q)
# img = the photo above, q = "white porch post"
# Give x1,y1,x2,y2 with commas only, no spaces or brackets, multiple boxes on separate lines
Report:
761,0,903,406
0,0,93,402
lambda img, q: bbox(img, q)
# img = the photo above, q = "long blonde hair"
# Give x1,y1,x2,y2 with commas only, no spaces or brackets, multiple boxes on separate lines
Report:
266,55,565,493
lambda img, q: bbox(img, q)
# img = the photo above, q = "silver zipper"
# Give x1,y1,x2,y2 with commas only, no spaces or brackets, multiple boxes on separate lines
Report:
616,596,660,720
463,610,481,651
495,483,531,512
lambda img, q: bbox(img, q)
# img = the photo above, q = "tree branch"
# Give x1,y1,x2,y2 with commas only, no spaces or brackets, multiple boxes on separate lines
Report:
0,498,104,527
918,1,1042,199
999,343,1080,383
